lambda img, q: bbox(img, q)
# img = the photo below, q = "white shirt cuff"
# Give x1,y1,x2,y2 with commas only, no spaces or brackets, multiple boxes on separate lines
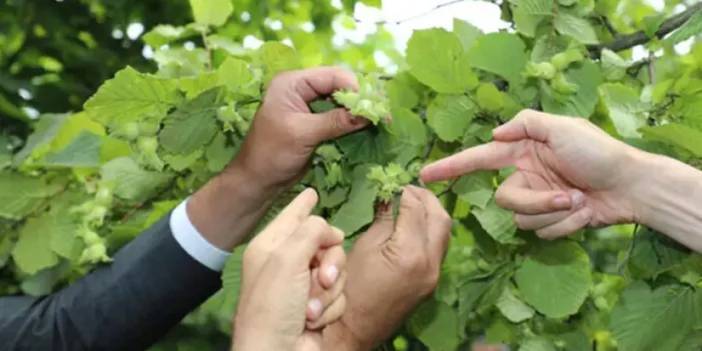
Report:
169,200,231,272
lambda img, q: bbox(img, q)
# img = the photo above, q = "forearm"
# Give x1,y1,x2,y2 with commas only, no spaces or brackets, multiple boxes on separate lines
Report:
188,162,282,251
630,151,702,252
0,217,221,351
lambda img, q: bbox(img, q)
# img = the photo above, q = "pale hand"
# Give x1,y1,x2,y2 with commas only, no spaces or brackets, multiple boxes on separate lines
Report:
233,189,347,351
421,109,648,239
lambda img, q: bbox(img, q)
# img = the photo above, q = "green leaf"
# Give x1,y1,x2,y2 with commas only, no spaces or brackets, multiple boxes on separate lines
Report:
100,157,173,203
599,83,647,138
14,114,69,164
84,67,181,126
510,0,554,36
189,0,233,27
386,107,428,165
628,227,688,279
0,173,62,220
453,18,483,52
408,299,461,351
159,88,221,155
427,94,476,142
640,123,702,157
330,165,378,235
387,72,422,109
496,286,535,323
0,233,14,269
511,0,554,16
179,72,220,100
217,57,257,97
453,171,494,209
43,131,102,168
221,245,246,316
541,60,602,118
337,129,391,165
515,240,592,318
206,132,236,172
554,14,599,45
12,214,61,275
259,42,301,83
20,262,70,297
407,28,477,94
468,32,528,84
611,282,702,351
142,24,200,48
476,83,504,112
601,49,631,81
519,337,557,351
163,149,204,171
472,199,518,244
667,10,702,44
49,205,84,261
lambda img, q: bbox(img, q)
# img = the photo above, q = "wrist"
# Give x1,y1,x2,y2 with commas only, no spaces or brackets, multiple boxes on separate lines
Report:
624,148,699,228
620,147,659,225
188,163,282,251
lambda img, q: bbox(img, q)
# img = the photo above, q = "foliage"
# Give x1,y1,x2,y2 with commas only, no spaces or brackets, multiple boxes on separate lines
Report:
3,0,702,350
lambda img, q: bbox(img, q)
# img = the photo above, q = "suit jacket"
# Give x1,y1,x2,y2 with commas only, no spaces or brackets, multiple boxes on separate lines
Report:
0,215,222,351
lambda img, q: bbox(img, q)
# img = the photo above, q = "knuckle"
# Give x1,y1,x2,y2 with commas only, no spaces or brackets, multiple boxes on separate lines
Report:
494,186,510,207
514,109,533,121
307,215,329,231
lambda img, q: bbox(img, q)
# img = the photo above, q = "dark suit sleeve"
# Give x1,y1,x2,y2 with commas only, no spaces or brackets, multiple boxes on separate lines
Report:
0,214,223,351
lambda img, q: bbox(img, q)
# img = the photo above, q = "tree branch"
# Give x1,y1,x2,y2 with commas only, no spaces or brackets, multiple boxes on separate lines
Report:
591,3,702,56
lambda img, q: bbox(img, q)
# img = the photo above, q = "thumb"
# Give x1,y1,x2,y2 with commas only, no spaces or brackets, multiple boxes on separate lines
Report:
284,216,345,266
492,109,551,143
307,108,369,143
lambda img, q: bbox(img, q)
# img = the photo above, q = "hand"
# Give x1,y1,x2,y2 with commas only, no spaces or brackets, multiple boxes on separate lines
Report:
231,67,368,189
322,186,452,350
421,109,647,239
188,67,367,250
233,189,347,351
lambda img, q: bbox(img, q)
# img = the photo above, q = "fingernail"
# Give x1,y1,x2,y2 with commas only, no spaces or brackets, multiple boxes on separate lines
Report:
307,299,323,319
350,115,364,126
333,226,345,236
553,194,571,208
326,265,339,283
571,190,585,208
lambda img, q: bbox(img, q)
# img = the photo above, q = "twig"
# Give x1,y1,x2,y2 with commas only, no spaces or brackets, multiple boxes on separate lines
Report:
597,15,619,37
354,0,468,25
627,58,651,76
437,178,459,198
590,3,702,56
647,52,656,84
200,31,213,71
